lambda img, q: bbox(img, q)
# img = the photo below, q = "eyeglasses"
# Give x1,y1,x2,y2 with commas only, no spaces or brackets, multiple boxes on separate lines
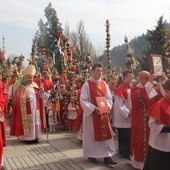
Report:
141,77,149,79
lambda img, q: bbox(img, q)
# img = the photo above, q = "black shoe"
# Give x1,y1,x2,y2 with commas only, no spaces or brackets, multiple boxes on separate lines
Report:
33,138,39,143
24,139,39,144
104,157,117,166
88,157,98,164
28,139,39,144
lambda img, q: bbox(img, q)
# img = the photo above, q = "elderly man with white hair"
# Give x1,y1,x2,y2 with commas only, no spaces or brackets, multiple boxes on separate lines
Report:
10,65,44,143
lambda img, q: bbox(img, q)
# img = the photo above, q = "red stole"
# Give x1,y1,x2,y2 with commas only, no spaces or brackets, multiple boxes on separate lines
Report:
88,80,111,141
114,82,130,101
147,97,170,126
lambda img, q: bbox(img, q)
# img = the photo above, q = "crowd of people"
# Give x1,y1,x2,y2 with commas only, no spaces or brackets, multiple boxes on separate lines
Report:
0,56,169,170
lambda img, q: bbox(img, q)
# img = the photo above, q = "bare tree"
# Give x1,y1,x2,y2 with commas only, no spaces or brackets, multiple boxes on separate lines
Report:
67,20,96,61
64,22,70,38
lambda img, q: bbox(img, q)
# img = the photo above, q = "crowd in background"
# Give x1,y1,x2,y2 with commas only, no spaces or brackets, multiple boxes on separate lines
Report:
0,55,169,170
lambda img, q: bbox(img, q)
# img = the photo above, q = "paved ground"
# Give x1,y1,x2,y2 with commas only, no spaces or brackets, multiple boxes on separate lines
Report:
4,122,132,170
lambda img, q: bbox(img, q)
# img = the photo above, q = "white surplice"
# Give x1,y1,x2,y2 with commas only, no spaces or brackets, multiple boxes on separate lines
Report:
80,77,116,158
18,87,42,141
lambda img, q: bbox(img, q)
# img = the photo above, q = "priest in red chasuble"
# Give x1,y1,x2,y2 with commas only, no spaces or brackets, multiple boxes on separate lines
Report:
80,62,117,167
10,65,44,143
131,71,166,170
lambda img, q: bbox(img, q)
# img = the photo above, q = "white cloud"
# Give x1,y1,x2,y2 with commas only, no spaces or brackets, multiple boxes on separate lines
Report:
0,0,44,28
0,0,169,58
0,0,169,32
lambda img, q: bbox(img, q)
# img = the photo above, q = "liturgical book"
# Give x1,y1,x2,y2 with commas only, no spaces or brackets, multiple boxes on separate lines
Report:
96,96,109,114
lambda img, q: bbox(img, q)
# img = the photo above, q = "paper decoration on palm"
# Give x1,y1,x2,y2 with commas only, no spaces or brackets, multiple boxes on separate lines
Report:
124,35,139,76
1,34,5,60
29,34,39,65
0,35,6,62
105,19,112,74
0,35,10,81
0,49,5,63
82,56,92,80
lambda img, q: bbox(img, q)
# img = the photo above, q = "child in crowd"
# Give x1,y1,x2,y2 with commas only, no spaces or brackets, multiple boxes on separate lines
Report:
67,96,79,133
46,100,58,133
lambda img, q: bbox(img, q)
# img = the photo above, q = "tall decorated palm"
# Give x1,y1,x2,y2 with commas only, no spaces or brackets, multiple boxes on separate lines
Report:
30,32,39,65
105,20,118,83
105,19,112,74
124,35,139,76
0,35,10,82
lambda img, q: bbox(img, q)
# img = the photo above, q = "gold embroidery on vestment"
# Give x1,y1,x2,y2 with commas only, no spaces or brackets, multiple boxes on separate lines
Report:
20,98,30,136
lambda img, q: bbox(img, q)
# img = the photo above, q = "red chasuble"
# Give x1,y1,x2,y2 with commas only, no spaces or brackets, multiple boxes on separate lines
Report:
147,97,170,126
130,86,161,162
10,84,44,136
131,86,150,162
88,80,111,141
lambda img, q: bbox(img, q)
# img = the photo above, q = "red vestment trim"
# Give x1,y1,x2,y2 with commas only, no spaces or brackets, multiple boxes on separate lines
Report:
88,80,111,141
136,88,148,161
131,87,150,162
130,85,161,162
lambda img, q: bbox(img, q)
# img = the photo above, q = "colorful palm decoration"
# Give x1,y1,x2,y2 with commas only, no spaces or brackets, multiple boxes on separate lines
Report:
105,19,112,74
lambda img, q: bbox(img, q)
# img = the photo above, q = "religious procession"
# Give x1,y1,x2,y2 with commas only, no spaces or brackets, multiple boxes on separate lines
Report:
0,13,170,170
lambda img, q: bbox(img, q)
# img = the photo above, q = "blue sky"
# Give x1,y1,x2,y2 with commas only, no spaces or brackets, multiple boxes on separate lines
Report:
0,0,169,64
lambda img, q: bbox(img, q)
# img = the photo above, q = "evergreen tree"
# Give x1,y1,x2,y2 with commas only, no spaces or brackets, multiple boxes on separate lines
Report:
33,3,63,73
138,16,167,71
37,3,61,51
